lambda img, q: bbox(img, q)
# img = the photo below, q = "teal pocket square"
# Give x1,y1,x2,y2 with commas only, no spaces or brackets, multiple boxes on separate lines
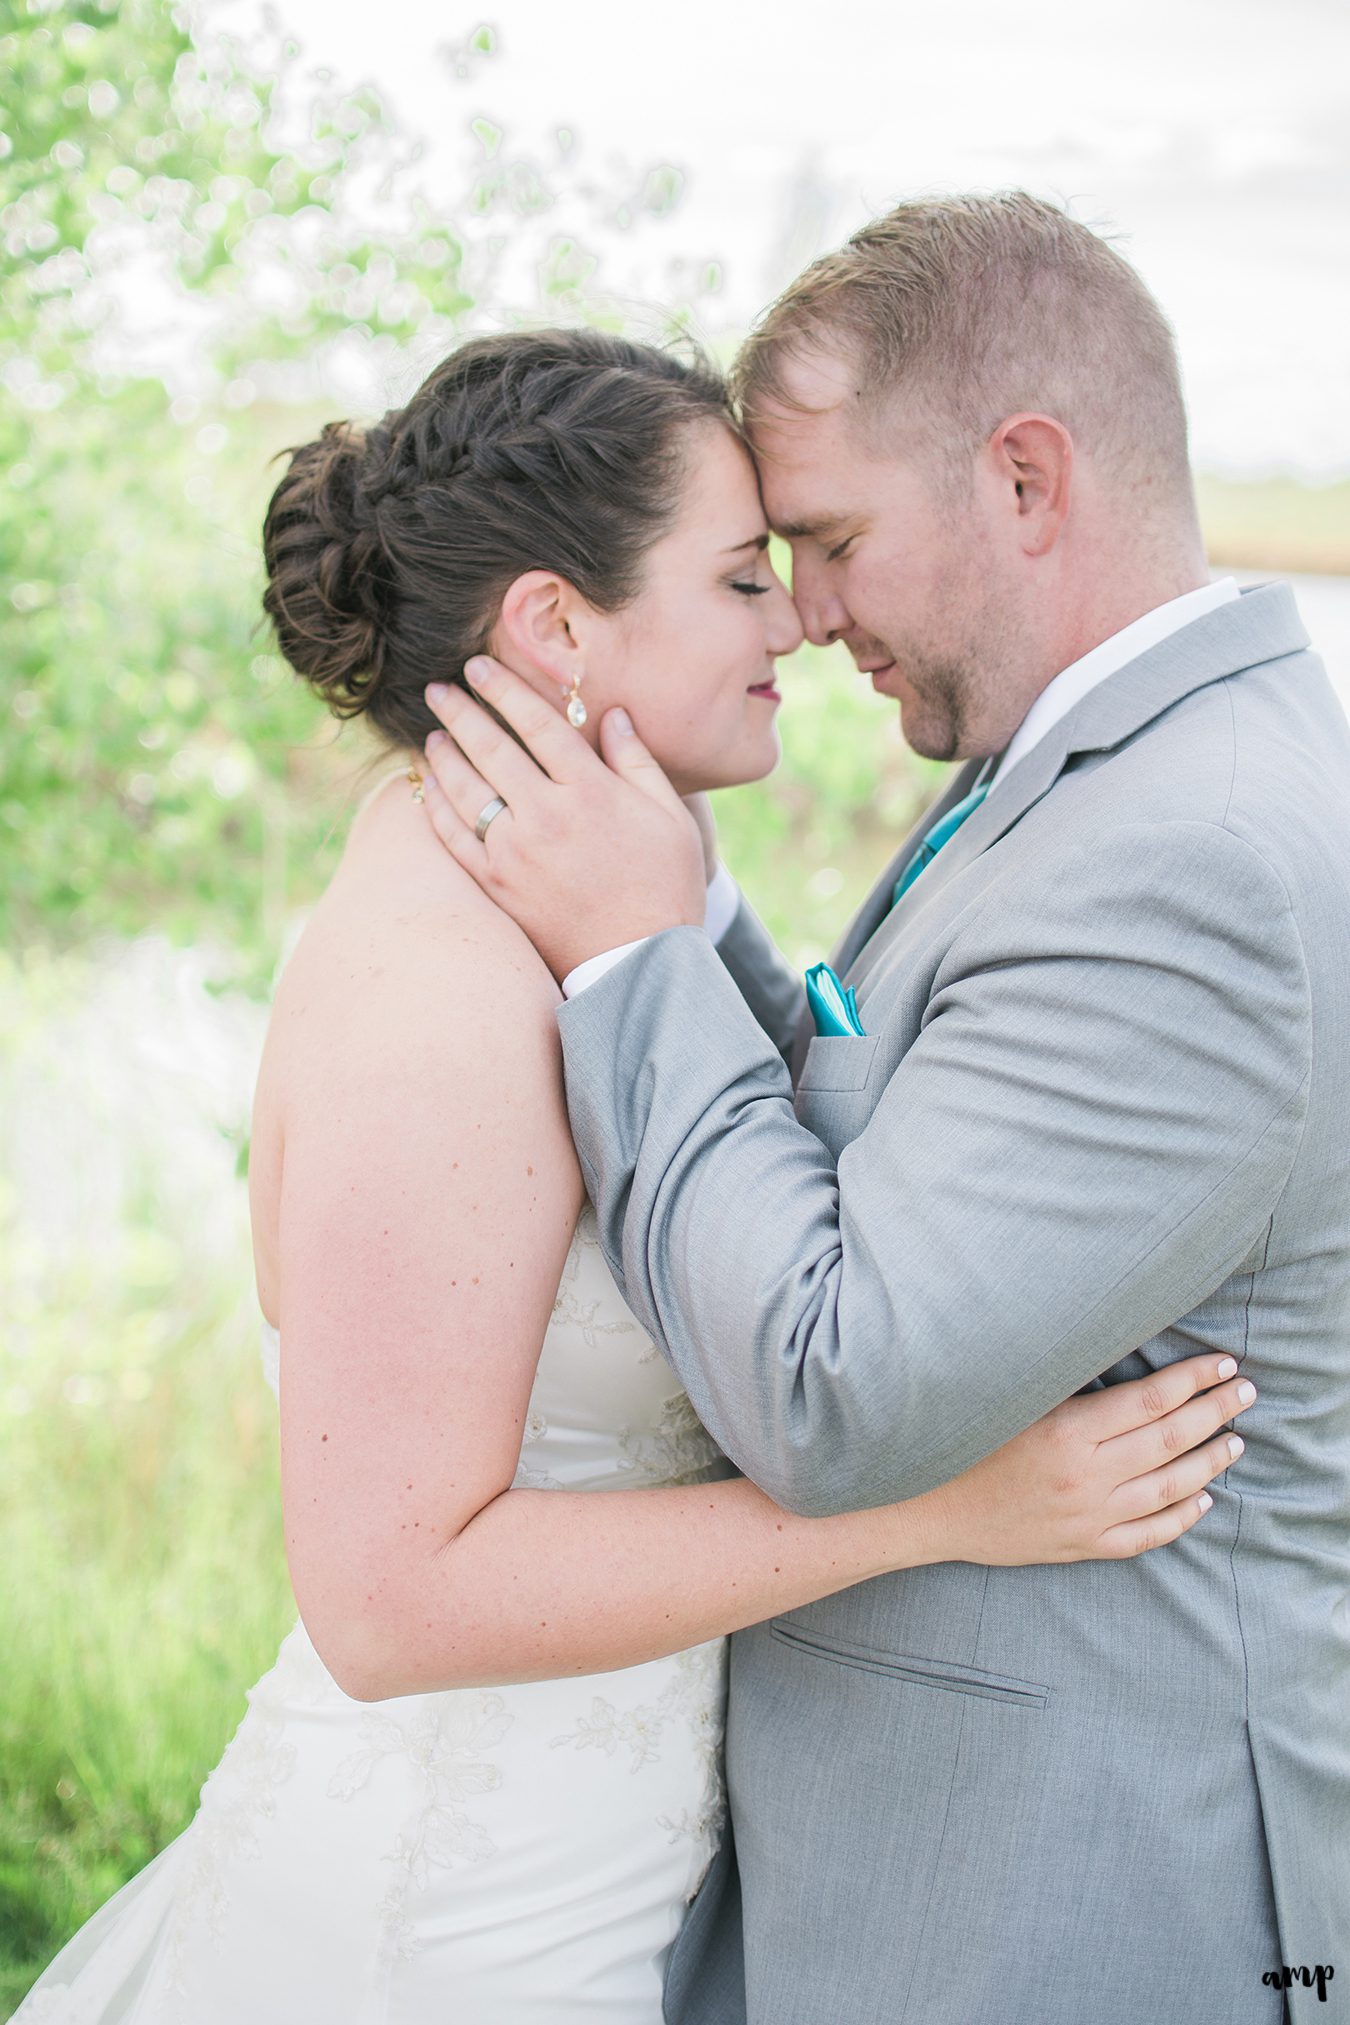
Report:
805,962,867,1038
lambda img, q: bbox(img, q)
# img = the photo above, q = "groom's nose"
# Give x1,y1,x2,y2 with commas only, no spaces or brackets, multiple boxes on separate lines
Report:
791,556,851,647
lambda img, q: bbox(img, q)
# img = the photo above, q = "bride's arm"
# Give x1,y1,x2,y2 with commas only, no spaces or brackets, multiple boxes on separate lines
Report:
275,886,1248,1703
341,1359,1245,1701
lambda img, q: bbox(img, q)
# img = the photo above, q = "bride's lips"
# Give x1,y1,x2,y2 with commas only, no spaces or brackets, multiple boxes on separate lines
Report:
747,680,781,704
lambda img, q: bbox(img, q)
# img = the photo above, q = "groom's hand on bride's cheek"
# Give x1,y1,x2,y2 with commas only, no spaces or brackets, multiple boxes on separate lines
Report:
419,656,706,982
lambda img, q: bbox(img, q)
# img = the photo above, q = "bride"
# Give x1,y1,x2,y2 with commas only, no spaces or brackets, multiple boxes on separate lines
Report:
17,327,1254,2023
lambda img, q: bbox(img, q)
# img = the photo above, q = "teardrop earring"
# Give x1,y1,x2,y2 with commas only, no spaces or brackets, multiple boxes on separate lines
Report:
565,673,588,729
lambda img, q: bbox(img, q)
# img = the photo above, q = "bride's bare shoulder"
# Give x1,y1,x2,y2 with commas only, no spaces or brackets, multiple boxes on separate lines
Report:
267,773,562,1072
249,773,577,1327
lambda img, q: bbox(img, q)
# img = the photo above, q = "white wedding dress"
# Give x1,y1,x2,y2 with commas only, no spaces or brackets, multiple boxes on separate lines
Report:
17,1208,731,2023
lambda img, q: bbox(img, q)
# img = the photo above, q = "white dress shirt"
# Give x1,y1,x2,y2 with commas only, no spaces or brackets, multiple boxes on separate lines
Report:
561,578,1240,999
987,576,1238,791
562,862,741,999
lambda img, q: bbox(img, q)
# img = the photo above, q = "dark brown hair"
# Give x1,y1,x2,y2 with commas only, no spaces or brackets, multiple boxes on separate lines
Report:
261,328,732,749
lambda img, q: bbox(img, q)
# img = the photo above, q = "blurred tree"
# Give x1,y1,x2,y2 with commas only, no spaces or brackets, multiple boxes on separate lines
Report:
0,0,929,986
0,0,729,978
2,0,456,971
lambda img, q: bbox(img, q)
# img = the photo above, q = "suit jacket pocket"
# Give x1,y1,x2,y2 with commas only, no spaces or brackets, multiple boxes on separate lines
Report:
795,1032,881,1094
770,1619,1051,1710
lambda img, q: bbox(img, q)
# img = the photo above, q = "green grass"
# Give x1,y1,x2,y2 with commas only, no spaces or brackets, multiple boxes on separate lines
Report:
0,952,295,2015
0,1289,294,2015
1197,473,1350,577
0,1252,295,2015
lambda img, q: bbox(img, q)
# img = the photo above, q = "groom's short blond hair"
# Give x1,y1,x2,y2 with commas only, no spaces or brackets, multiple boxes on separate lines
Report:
733,192,1193,501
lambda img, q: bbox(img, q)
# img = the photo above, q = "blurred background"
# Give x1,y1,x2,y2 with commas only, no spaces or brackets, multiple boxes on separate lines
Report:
3,0,1348,2007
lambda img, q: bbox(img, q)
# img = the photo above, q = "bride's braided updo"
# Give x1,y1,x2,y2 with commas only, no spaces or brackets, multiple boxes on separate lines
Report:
261,329,732,750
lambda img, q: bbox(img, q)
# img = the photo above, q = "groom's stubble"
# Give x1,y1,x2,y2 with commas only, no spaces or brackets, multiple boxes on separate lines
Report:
860,495,1040,764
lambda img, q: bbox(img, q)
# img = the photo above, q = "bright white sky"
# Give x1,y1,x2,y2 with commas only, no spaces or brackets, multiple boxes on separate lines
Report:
218,0,1350,476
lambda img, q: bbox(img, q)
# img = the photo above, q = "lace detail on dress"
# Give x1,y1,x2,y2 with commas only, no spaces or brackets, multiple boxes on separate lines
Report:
618,1390,725,1488
550,1638,727,1899
329,1691,515,1965
548,1205,652,1353
154,1691,297,1998
653,1644,729,1895
511,1404,563,1490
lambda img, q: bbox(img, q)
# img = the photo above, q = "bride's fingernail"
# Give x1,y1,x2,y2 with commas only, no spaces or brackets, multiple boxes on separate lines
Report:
1227,1435,1245,1459
1216,1356,1238,1378
1237,1380,1257,1405
1197,1492,1213,1513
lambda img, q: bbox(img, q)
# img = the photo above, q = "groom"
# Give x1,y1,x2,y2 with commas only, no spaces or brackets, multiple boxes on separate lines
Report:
423,195,1350,2023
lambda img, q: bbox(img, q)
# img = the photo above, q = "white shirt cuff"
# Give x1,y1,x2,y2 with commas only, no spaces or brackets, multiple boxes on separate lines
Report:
703,862,742,946
561,938,652,1001
560,865,742,1000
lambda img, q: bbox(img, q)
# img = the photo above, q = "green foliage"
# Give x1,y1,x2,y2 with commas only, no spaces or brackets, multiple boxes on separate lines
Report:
2,0,471,381
2,383,348,984
0,1262,292,2015
0,937,294,2013
1,0,733,983
2,0,470,975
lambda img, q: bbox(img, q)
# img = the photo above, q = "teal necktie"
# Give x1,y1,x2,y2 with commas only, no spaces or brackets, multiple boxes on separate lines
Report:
893,781,990,906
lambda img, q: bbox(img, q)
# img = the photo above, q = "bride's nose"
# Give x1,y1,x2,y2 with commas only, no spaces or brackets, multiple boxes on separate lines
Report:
767,576,806,657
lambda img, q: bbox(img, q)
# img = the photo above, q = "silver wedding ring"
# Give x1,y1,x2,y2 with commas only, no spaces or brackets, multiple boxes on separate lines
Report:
474,794,508,842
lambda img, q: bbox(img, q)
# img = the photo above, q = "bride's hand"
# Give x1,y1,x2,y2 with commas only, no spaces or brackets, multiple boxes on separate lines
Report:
918,1353,1255,1565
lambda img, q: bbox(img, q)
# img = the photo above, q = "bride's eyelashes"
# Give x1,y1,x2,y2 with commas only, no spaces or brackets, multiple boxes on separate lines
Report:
729,580,771,597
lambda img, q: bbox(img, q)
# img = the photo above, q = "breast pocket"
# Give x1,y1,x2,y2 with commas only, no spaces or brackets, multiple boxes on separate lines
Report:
793,1033,883,1157
795,1033,881,1094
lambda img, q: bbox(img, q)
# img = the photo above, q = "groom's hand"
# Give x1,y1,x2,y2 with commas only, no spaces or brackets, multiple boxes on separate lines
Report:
420,656,706,983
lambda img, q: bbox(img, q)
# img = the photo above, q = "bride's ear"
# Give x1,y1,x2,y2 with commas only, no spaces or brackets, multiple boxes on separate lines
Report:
494,571,588,698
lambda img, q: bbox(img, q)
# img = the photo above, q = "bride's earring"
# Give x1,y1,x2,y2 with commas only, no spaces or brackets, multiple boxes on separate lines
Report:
565,673,587,729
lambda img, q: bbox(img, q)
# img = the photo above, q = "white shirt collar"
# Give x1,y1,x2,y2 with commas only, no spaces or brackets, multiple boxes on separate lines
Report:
988,577,1240,793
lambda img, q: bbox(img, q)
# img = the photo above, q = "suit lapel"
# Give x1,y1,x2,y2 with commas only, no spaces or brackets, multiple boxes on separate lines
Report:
847,729,1069,989
832,757,985,978
789,758,983,1080
844,581,1311,995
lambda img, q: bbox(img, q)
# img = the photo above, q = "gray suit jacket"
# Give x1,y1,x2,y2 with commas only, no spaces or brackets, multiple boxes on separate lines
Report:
556,584,1350,2025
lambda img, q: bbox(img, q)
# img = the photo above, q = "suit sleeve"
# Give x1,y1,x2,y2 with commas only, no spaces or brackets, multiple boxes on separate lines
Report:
712,890,808,1064
556,820,1312,1516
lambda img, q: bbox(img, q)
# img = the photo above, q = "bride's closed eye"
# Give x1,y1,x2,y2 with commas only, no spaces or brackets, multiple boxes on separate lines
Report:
729,580,771,597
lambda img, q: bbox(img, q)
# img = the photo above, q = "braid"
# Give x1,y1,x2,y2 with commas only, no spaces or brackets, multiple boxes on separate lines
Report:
261,328,732,749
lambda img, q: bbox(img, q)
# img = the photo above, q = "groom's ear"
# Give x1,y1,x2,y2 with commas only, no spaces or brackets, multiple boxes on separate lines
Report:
987,413,1072,557
495,570,589,689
